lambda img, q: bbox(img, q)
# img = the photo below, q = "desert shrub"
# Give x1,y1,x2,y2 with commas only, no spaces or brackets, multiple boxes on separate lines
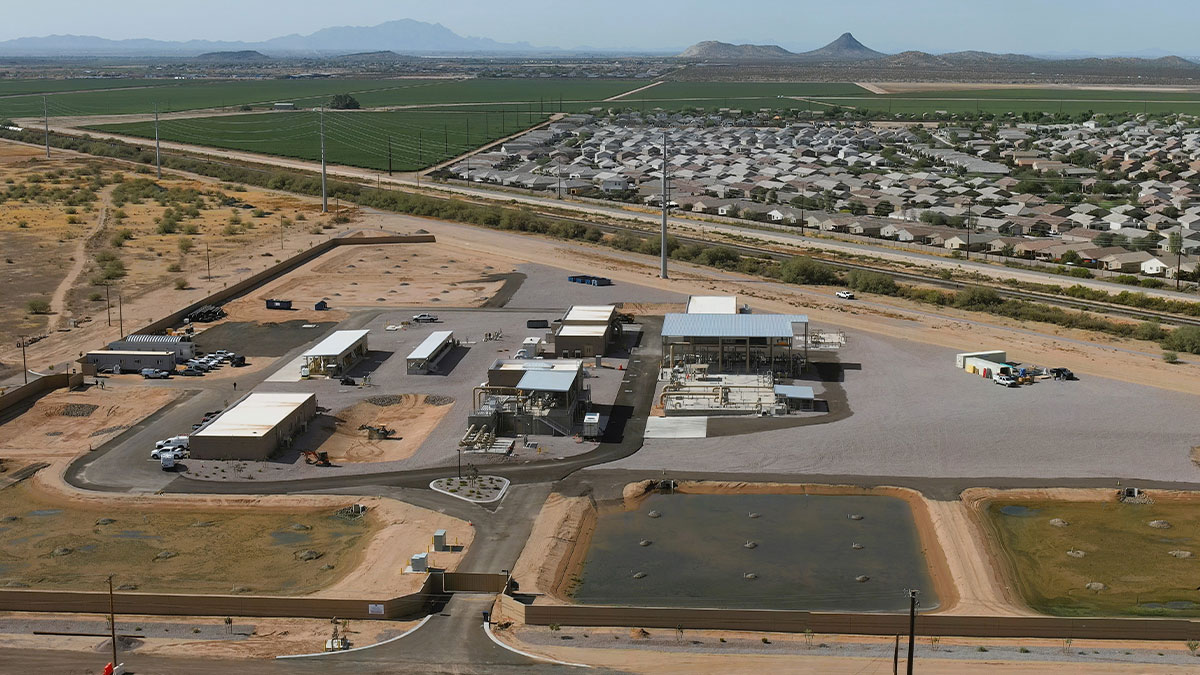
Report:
1162,326,1200,354
846,270,898,295
776,256,840,285
173,278,188,290
109,228,134,247
26,298,50,314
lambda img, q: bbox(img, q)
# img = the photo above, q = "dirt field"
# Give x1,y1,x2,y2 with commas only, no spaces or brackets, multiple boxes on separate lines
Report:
295,394,453,464
0,386,178,460
969,488,1200,618
865,82,1200,94
217,240,512,326
3,465,472,598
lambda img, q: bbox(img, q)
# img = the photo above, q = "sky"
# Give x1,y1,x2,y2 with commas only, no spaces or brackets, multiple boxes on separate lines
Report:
1,0,1198,56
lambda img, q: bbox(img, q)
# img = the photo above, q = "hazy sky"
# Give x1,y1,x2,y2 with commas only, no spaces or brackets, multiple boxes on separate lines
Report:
2,0,1196,55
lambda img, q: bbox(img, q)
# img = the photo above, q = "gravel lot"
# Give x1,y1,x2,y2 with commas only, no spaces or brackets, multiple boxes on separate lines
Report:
613,330,1200,483
504,263,688,309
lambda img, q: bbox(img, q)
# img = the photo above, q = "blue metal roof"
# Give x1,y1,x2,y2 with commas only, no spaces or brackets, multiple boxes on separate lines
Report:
774,384,815,400
517,370,578,392
661,313,808,339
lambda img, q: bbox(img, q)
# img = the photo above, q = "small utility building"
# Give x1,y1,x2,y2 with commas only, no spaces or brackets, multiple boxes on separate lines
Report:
686,295,739,315
407,330,456,374
302,329,369,376
107,334,195,361
956,350,1012,377
554,305,621,358
661,313,809,376
85,350,176,373
190,392,316,460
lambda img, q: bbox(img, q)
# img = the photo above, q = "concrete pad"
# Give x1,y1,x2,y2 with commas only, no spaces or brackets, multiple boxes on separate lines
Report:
264,356,306,382
644,416,708,439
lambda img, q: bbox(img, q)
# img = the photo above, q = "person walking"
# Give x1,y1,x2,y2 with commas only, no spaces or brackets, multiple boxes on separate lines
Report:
233,381,237,391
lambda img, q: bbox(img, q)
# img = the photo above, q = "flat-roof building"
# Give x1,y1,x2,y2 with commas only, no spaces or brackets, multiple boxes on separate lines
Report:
302,329,369,376
406,330,456,374
554,305,621,358
84,350,176,374
661,313,809,377
190,392,316,460
686,295,739,315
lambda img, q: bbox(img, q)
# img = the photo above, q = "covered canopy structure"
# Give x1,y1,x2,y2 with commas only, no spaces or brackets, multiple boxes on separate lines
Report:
302,329,369,376
407,330,455,374
661,313,809,377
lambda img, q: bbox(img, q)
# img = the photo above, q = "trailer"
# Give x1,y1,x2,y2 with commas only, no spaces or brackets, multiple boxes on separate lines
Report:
266,299,293,310
567,274,613,286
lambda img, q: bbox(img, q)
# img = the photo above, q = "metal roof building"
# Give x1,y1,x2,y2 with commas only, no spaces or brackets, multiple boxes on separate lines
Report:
191,393,316,460
555,305,621,358
662,313,810,376
516,369,579,393
302,329,369,376
108,333,195,360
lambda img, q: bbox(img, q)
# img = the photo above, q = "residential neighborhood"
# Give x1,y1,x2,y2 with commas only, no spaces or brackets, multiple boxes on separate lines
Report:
447,111,1200,282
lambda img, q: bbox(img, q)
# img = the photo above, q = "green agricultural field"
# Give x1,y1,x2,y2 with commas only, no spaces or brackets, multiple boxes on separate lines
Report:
0,77,644,120
619,81,869,111
0,78,175,97
984,498,1200,617
88,109,550,172
898,87,1200,102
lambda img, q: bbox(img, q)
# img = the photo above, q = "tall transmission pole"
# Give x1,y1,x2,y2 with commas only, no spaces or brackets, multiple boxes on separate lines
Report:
965,198,974,261
154,103,162,179
43,96,50,159
660,131,670,279
905,590,919,675
387,136,392,176
319,107,328,213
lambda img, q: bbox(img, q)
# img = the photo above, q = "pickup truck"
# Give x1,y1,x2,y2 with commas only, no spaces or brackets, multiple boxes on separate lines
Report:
141,368,171,379
411,313,439,323
993,374,1018,387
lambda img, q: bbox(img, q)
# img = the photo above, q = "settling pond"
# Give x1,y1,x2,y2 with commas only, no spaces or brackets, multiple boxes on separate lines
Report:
573,493,937,612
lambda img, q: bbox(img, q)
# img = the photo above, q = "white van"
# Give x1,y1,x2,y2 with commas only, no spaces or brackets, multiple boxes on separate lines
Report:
155,436,190,450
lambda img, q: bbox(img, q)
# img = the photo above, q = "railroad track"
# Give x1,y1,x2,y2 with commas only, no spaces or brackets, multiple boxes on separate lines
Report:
555,215,1200,328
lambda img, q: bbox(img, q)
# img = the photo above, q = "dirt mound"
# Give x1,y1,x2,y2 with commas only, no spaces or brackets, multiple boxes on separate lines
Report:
294,397,451,463
56,403,98,417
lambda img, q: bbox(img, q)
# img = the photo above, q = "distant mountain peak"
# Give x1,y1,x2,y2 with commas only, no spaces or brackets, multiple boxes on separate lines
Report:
797,32,883,60
679,40,794,60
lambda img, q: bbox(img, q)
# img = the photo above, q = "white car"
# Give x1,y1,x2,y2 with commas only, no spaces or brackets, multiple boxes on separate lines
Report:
155,436,190,450
411,313,438,323
994,374,1018,387
151,447,190,460
835,291,855,299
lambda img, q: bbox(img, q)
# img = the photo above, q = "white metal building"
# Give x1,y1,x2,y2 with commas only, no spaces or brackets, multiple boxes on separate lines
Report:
190,392,317,460
686,295,739,315
302,329,370,376
406,330,455,374
85,350,176,373
108,334,196,361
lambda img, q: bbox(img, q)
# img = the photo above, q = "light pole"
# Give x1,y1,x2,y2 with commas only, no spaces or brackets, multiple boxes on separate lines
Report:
107,575,118,669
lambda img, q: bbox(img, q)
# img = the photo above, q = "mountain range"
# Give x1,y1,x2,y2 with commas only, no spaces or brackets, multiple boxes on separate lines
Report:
0,19,536,56
678,33,1199,69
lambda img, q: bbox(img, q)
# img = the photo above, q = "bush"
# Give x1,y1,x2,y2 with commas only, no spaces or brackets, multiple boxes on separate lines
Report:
846,270,898,295
26,298,51,314
331,214,351,224
329,93,361,110
777,256,840,286
173,278,188,290
1162,326,1200,355
1163,351,1180,364
166,263,182,273
178,238,194,253
110,228,134,247
953,287,1004,310
87,292,103,302
1133,321,1166,342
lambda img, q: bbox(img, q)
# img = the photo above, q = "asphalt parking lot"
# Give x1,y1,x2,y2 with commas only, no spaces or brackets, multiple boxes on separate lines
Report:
612,330,1200,483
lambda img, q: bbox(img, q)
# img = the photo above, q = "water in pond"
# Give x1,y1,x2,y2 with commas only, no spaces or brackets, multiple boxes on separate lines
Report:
269,530,312,546
574,493,937,612
26,509,62,517
1140,600,1200,610
999,505,1040,517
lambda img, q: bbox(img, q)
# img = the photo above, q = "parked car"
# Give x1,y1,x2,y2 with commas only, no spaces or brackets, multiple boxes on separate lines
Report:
180,367,203,377
1047,367,1075,381
993,374,1018,387
151,447,190,460
230,354,246,367
411,313,439,323
835,291,855,300
140,368,171,379
155,436,190,451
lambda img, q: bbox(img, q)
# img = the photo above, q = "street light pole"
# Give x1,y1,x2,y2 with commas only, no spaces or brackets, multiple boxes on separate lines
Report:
108,575,118,669
905,589,919,675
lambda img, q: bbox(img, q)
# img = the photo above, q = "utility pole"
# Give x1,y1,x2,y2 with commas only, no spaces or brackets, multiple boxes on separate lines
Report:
154,103,161,179
387,136,392,176
117,291,124,338
905,590,919,675
279,214,284,250
43,96,50,159
660,131,669,279
319,107,328,213
556,168,562,200
105,282,112,326
16,337,28,385
800,180,807,233
965,198,973,261
444,125,448,155
205,243,211,280
465,117,470,149
107,575,118,670
418,131,423,167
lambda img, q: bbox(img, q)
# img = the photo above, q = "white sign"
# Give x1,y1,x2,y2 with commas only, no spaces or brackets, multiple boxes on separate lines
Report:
368,603,385,615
